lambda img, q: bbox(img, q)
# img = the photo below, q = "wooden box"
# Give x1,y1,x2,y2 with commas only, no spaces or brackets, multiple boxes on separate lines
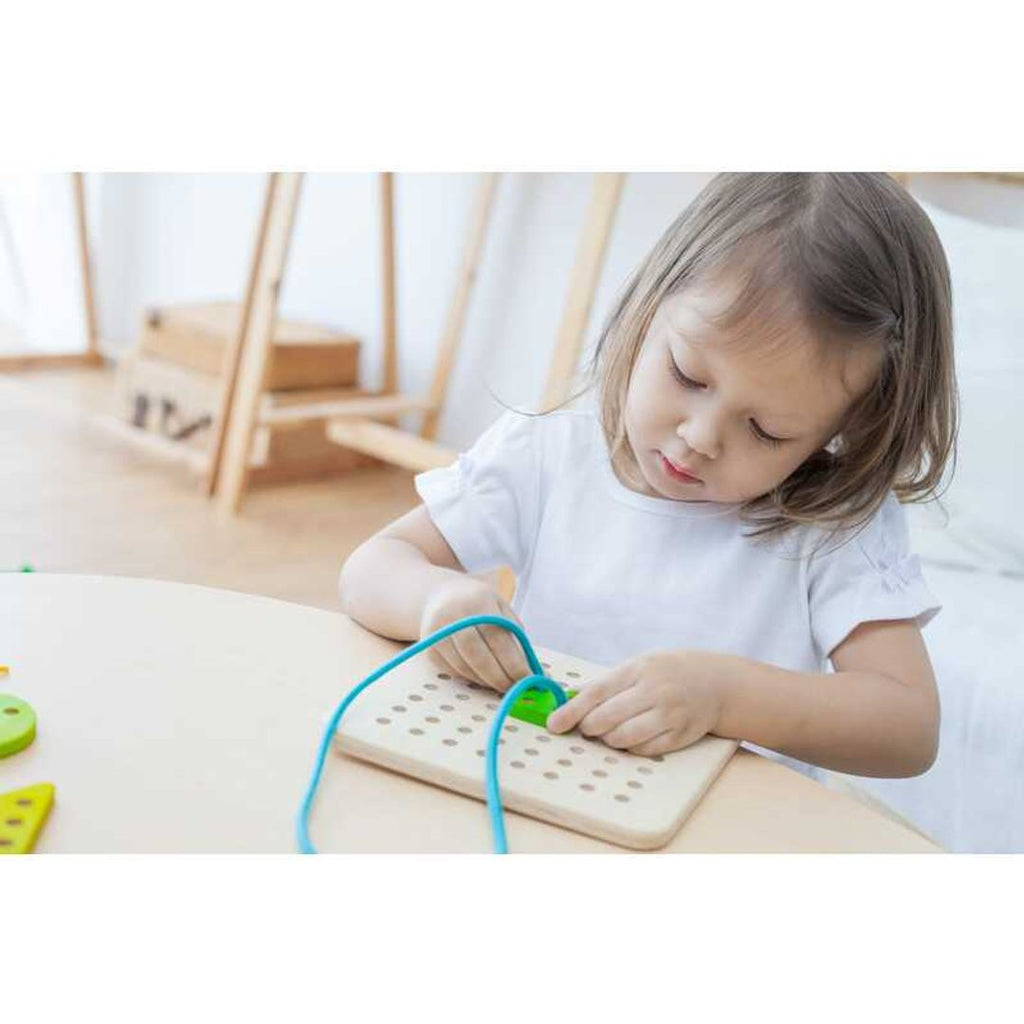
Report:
139,301,361,392
115,350,378,483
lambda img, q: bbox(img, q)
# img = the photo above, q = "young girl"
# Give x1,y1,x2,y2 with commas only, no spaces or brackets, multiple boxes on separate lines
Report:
339,173,956,780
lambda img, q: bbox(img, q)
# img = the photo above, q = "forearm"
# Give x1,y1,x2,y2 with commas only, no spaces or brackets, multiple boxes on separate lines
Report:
713,654,939,778
339,537,466,641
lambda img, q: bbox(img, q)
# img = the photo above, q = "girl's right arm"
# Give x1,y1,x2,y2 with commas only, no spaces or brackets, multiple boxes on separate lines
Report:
339,504,467,642
338,505,532,691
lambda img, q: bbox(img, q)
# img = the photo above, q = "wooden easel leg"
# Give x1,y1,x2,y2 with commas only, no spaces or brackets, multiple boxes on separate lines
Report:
205,173,278,497
72,172,102,361
421,173,500,441
380,173,398,396
214,172,304,517
541,173,625,412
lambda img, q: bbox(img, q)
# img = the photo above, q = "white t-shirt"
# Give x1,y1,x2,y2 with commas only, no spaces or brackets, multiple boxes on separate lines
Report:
414,408,941,677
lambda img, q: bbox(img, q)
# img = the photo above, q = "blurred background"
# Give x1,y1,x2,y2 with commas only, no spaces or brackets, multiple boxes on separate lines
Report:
2,172,1021,605
2,172,1023,851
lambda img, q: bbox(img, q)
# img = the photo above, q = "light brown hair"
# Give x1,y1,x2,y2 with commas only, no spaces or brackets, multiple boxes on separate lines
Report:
585,172,958,546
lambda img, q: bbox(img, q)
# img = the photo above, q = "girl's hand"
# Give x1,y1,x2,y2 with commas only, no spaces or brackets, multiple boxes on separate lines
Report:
546,649,731,757
419,576,534,693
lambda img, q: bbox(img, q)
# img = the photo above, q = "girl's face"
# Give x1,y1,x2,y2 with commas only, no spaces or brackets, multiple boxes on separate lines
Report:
621,279,883,505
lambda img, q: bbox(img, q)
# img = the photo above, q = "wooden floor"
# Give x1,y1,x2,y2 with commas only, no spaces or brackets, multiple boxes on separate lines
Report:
0,366,421,610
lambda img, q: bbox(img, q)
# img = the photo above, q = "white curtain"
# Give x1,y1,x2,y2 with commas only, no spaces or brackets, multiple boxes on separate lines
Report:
0,174,89,355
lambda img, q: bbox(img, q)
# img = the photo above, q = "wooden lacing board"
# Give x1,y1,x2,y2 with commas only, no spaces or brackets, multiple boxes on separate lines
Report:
334,645,737,850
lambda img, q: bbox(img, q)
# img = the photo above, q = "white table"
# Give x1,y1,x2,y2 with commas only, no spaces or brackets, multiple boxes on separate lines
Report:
0,574,940,853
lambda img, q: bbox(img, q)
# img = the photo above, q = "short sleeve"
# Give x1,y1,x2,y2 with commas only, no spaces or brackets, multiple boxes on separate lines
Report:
413,410,542,576
807,493,942,661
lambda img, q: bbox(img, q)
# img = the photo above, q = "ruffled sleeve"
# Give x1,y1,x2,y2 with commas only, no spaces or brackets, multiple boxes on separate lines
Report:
807,492,942,661
413,410,542,576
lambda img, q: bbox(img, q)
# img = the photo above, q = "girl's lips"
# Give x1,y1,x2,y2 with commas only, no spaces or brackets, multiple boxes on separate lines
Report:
659,453,702,483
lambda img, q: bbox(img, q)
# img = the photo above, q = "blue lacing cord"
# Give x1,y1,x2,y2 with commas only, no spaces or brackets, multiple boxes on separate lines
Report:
296,614,568,854
484,674,567,853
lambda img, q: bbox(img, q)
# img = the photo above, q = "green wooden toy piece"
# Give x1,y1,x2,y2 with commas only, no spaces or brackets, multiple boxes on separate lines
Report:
0,783,55,854
0,693,37,758
509,686,579,728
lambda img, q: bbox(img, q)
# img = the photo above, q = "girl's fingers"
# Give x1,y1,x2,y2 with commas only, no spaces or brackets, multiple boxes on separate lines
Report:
454,628,516,691
487,599,533,682
423,601,530,690
436,641,477,684
628,731,679,757
547,666,637,733
575,687,655,741
481,624,533,687
601,708,670,750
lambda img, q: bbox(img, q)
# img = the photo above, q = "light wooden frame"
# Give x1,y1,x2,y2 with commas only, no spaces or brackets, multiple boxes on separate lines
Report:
0,173,103,372
213,172,625,515
213,172,505,515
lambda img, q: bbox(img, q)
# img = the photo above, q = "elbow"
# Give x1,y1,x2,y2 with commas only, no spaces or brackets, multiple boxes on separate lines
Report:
891,707,940,779
338,544,366,617
905,732,939,778
337,561,352,616
892,744,937,779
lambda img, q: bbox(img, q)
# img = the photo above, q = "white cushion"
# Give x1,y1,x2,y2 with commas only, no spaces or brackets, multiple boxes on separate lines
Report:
904,193,1024,576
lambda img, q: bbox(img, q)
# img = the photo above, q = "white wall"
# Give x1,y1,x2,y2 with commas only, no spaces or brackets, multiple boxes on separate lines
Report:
6,172,1023,451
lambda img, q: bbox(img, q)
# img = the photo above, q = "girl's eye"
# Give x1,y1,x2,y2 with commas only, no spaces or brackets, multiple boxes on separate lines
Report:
749,421,784,449
668,355,704,390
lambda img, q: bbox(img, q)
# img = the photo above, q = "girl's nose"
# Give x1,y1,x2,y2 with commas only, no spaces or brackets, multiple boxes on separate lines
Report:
676,417,721,460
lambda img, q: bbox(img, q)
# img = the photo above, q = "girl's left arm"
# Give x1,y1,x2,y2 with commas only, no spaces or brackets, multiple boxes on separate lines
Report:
547,619,940,778
716,618,940,777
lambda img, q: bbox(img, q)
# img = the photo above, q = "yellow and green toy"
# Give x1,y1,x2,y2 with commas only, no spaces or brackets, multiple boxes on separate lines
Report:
1,687,56,853
1,692,37,758
0,784,55,854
